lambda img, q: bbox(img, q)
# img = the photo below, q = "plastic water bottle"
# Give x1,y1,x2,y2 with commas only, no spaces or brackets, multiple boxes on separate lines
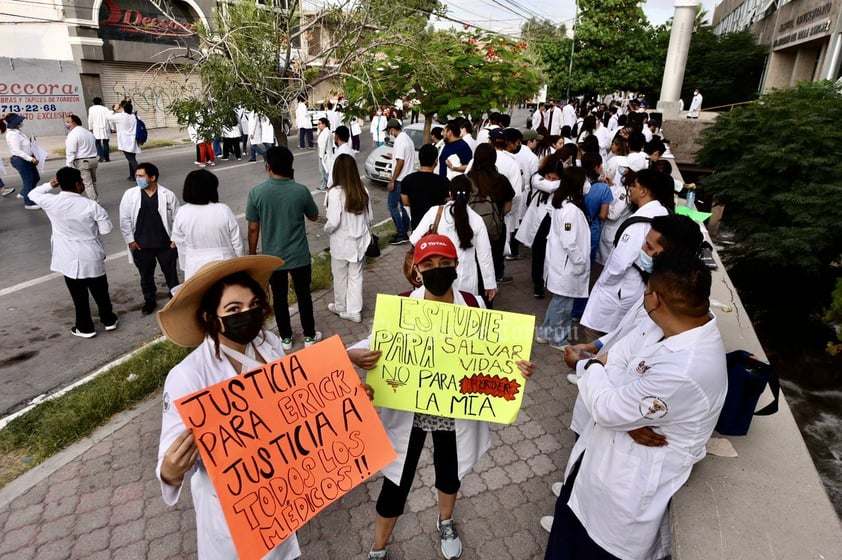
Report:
685,190,696,209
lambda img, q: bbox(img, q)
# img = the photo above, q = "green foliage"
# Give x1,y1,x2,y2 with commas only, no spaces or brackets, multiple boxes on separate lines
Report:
823,278,842,353
346,28,541,128
572,0,659,94
165,0,436,142
0,342,190,471
683,28,766,107
697,81,842,272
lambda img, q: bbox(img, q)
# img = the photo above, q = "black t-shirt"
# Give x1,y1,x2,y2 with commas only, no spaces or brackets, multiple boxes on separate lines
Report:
134,189,170,248
400,171,451,230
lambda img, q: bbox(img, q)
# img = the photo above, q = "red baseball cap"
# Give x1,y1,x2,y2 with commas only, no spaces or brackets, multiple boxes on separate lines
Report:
413,234,457,265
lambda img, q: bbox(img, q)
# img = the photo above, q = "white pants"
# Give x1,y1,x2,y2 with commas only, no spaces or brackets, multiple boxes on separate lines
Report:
331,257,365,314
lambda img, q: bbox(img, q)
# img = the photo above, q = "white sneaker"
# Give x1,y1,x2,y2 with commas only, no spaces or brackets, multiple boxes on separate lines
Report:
367,550,387,560
327,302,343,316
24,204,41,210
566,373,579,385
281,337,293,352
304,331,323,347
535,336,548,344
551,481,563,497
437,518,462,559
340,311,362,323
540,515,554,533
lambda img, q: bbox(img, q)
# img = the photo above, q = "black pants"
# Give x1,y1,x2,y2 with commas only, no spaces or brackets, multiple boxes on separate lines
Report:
241,133,250,155
532,215,551,295
222,137,242,159
545,455,620,560
123,151,138,179
269,266,315,339
491,223,507,280
131,246,179,303
65,275,117,333
376,427,460,518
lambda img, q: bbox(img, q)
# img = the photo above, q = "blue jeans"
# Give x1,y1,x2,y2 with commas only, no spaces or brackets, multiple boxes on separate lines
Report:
388,181,409,236
299,127,313,148
250,142,273,161
538,293,575,346
10,156,40,206
95,138,110,161
318,159,329,191
212,137,222,155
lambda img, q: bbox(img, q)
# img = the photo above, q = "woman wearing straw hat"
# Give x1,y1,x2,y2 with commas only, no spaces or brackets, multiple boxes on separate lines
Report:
155,255,303,559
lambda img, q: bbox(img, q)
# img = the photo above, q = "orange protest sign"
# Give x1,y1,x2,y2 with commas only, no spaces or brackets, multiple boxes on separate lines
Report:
175,335,396,560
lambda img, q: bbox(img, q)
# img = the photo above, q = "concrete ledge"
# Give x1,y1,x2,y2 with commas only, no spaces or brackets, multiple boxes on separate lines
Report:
671,233,842,558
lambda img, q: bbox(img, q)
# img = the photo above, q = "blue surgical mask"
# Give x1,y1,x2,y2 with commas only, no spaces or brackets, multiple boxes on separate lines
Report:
638,250,654,273
136,177,149,188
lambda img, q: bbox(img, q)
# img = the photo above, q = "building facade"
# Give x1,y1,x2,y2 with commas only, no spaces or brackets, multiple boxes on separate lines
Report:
712,0,842,91
0,0,338,136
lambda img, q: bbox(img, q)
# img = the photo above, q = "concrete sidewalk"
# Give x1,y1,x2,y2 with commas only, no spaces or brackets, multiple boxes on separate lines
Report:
0,243,576,559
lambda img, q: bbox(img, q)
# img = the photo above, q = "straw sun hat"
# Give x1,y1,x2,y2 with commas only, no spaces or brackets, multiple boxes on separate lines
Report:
157,255,283,347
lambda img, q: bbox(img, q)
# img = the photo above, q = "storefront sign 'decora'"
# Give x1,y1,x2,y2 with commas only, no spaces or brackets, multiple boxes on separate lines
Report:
99,0,197,39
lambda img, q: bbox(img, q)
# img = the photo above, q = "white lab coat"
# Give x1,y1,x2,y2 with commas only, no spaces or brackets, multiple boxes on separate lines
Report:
409,202,497,295
511,146,538,225
581,200,667,333
561,104,577,129
87,104,111,140
248,113,275,145
317,127,332,169
118,184,180,262
323,185,372,261
349,288,491,485
29,183,111,279
294,101,309,130
515,174,559,247
370,115,387,143
544,200,590,298
170,203,243,279
688,93,703,117
327,142,355,187
570,296,646,435
106,111,141,153
156,333,301,560
596,181,633,265
565,315,727,560
548,106,563,136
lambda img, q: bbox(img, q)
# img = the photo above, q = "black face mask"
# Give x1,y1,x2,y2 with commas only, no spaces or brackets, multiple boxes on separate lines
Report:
421,266,457,296
219,307,265,345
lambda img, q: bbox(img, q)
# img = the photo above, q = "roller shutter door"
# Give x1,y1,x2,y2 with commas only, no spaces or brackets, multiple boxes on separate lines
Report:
99,62,201,128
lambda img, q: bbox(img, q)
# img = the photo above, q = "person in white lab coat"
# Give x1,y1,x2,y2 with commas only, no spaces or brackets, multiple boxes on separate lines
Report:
580,168,673,340
536,167,590,349
29,167,118,337
170,169,243,280
346,235,535,560
106,98,141,181
155,256,303,560
687,89,703,119
295,99,313,148
316,118,332,191
87,97,112,162
370,109,387,147
1,112,41,208
324,154,371,323
410,175,497,300
326,125,355,187
546,251,727,560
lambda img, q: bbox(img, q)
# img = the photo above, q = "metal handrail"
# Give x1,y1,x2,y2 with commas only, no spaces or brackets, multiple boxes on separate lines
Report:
702,100,755,112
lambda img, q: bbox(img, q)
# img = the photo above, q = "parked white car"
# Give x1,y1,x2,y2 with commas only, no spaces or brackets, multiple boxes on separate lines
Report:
364,122,425,183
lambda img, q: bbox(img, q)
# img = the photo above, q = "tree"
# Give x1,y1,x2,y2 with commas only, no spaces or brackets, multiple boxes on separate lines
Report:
682,28,767,108
345,27,541,140
696,81,842,342
163,0,440,144
571,0,659,95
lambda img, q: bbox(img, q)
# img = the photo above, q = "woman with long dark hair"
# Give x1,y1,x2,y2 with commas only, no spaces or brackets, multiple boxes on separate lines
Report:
536,167,590,349
0,113,40,209
467,143,515,285
410,174,497,301
324,153,372,323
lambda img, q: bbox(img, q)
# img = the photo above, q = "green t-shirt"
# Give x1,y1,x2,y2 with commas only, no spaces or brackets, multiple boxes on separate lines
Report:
245,177,319,269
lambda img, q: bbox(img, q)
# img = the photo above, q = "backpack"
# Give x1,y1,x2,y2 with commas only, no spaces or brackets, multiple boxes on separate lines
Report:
469,195,504,241
612,216,653,247
135,113,148,146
